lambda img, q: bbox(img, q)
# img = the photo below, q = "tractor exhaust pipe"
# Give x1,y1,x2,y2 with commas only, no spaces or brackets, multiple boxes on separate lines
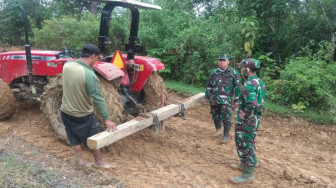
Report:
18,6,34,86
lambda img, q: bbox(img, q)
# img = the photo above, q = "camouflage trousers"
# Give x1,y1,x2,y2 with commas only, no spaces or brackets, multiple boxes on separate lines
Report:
210,104,232,127
234,115,261,167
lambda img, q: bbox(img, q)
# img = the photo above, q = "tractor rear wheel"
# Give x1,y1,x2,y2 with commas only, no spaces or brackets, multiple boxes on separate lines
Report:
142,71,168,111
0,79,17,120
40,74,124,143
40,74,67,141
96,74,124,129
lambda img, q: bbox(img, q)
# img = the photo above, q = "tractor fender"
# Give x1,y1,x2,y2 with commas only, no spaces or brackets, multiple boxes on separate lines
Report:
121,55,165,92
93,62,124,81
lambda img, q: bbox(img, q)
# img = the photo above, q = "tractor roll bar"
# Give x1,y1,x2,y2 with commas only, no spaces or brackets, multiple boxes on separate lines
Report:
97,0,161,61
94,0,162,10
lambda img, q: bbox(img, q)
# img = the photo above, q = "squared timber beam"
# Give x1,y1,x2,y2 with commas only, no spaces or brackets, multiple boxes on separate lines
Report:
87,93,205,149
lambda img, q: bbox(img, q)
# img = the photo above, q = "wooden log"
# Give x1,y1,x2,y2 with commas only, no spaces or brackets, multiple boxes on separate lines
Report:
87,92,205,149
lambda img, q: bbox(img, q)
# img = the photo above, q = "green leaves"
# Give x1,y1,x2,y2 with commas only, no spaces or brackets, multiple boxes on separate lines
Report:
266,44,336,112
32,14,100,52
240,17,258,56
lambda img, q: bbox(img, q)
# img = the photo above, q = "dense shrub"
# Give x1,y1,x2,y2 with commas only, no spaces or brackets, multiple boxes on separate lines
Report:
267,56,336,111
32,14,100,53
32,12,129,55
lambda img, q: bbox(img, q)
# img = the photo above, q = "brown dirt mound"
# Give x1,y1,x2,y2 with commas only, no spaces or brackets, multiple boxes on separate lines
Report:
142,71,168,111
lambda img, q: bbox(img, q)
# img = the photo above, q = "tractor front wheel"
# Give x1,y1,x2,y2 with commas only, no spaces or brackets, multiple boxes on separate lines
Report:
0,79,17,120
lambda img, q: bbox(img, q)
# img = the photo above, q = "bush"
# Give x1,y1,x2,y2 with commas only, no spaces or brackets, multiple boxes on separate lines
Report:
32,12,129,55
32,14,100,53
269,56,336,111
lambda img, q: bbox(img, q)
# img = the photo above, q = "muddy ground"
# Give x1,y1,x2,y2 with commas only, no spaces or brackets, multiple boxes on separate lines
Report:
0,90,335,188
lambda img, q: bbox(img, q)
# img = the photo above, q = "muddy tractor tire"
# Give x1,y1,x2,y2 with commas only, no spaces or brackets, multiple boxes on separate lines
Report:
0,79,18,120
40,74,67,141
96,74,124,129
40,74,124,142
142,71,168,111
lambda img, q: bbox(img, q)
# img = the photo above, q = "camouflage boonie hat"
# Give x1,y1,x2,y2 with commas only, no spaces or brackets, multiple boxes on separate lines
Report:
238,58,260,68
218,54,230,60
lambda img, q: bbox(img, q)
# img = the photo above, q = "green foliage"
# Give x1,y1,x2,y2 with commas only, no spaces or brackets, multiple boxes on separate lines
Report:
258,55,279,79
298,40,335,63
32,14,100,52
241,16,258,56
164,80,205,96
291,102,306,113
181,51,208,84
235,0,335,65
267,41,336,112
50,0,91,18
0,3,24,45
264,101,292,117
0,0,52,46
139,0,244,84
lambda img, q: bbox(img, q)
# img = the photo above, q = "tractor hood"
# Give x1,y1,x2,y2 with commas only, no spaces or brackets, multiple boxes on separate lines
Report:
93,0,162,10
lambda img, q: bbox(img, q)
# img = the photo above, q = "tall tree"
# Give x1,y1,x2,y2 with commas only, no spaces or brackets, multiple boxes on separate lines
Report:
50,0,91,18
0,0,52,45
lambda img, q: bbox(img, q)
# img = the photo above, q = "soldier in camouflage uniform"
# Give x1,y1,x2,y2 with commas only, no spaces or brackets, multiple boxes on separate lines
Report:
230,58,266,183
204,54,241,142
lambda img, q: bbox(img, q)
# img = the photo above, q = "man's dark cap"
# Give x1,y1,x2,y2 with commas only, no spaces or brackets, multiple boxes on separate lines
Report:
81,44,101,55
218,54,230,60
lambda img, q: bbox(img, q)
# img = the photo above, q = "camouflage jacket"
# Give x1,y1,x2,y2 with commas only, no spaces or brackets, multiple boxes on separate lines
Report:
239,75,266,119
205,67,241,105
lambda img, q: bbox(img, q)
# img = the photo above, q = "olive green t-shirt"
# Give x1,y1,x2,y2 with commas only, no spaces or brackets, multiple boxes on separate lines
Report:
60,60,109,120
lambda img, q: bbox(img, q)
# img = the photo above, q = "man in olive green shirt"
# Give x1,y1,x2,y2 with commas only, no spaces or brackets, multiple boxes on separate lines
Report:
60,44,117,168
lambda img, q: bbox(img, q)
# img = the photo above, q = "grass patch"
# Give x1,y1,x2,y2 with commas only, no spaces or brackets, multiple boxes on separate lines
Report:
297,108,335,124
165,80,335,124
264,102,293,117
0,152,75,188
265,102,335,124
165,80,204,96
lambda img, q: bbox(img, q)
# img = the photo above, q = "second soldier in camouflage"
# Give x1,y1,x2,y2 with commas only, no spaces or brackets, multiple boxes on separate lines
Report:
231,58,266,184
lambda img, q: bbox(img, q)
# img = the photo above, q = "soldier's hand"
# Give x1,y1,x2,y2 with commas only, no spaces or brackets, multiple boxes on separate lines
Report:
233,103,239,111
105,120,117,132
203,98,208,104
239,110,245,119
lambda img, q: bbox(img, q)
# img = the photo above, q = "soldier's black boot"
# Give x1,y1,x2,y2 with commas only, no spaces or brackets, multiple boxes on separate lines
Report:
221,125,231,142
213,120,222,136
231,164,255,183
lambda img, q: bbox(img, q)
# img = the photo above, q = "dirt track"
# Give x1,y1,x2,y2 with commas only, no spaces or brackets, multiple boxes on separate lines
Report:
0,91,335,187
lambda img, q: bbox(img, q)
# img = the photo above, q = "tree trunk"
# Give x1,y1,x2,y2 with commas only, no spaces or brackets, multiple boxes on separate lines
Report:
90,1,98,14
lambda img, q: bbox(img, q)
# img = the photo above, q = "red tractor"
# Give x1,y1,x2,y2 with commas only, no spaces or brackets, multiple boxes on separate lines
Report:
0,0,167,142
